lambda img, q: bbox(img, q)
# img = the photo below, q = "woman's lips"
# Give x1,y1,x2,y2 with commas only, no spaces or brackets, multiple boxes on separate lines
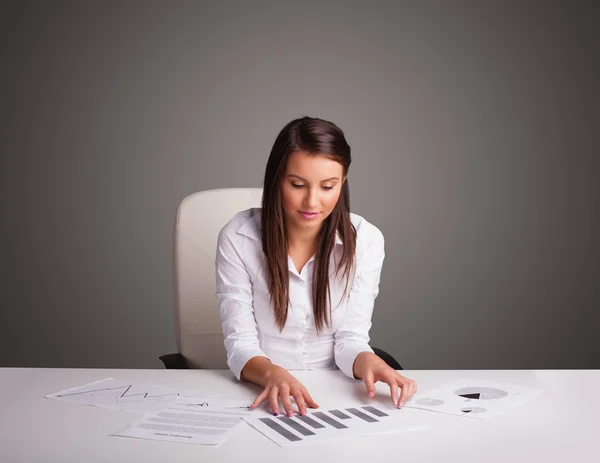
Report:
299,211,319,220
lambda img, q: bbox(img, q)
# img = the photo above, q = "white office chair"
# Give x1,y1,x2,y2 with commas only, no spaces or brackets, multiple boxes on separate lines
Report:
160,188,402,370
161,187,263,369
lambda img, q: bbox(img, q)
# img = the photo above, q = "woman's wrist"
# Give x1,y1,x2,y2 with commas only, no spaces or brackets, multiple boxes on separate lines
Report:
264,362,283,378
352,351,374,379
241,356,274,386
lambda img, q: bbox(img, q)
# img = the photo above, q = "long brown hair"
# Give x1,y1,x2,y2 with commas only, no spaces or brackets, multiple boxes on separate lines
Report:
261,116,357,333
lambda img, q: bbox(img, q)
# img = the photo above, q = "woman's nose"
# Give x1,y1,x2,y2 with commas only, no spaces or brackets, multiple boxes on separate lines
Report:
304,188,319,209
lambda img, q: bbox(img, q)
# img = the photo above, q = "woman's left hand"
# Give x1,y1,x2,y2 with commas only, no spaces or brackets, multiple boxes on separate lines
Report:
352,351,417,408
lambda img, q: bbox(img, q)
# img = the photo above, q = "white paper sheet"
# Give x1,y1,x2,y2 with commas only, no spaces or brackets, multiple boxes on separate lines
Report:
243,404,428,447
45,378,206,414
111,397,253,446
403,378,545,419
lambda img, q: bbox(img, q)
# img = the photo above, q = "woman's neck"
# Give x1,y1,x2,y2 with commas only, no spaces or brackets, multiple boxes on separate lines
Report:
286,224,320,252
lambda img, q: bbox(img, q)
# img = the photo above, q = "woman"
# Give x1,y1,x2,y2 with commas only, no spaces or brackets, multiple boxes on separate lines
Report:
215,116,416,417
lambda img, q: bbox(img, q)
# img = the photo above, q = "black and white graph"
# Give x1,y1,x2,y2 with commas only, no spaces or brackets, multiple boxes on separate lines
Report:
45,378,205,414
404,379,545,419
243,405,427,446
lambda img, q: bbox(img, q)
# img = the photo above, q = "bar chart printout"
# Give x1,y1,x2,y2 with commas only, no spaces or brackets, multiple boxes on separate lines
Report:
243,405,427,447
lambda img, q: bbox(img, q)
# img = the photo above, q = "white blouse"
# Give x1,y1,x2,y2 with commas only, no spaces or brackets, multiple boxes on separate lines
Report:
215,208,385,380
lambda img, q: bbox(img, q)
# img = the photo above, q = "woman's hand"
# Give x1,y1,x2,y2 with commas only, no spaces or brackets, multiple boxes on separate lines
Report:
353,352,417,408
248,364,319,416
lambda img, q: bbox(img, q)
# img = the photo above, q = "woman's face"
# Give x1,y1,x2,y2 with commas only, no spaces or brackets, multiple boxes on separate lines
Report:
281,150,345,235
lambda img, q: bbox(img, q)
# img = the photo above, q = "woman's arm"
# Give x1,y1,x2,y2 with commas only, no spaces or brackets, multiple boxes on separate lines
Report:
239,356,275,385
216,227,318,415
333,223,385,378
215,228,268,380
333,223,417,406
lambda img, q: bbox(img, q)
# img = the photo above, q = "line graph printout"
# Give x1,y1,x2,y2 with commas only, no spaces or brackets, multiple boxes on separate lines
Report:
243,405,428,447
403,379,545,420
111,397,253,446
45,378,206,414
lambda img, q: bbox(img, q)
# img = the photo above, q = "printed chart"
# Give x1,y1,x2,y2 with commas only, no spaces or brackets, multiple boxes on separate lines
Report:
244,405,427,446
405,379,545,419
46,378,205,414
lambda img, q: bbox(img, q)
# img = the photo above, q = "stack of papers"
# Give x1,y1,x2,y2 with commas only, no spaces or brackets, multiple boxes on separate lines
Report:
112,397,253,445
46,377,545,447
45,378,204,414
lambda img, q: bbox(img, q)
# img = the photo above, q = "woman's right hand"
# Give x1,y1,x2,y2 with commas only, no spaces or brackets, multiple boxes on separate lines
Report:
248,364,318,416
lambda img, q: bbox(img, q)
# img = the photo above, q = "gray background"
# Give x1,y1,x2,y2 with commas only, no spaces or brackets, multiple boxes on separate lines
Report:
3,1,599,370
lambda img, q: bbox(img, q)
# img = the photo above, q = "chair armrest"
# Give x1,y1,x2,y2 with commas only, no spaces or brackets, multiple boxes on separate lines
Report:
159,352,190,369
371,347,403,370
160,350,401,370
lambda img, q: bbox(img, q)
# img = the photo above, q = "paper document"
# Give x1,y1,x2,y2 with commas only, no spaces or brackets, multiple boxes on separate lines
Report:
404,379,545,419
243,404,428,447
111,397,253,446
45,378,205,414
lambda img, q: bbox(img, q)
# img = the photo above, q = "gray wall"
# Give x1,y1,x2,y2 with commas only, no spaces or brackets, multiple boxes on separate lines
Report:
3,1,598,370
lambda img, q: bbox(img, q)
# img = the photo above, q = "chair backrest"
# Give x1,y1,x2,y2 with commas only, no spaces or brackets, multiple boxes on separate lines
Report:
173,187,263,368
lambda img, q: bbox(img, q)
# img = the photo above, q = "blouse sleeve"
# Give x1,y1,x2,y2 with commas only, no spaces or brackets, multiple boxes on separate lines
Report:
215,229,269,380
334,224,385,379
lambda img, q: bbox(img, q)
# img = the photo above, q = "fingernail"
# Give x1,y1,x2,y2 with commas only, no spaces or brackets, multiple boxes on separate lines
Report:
287,411,294,417
399,401,405,408
368,392,374,398
273,411,278,416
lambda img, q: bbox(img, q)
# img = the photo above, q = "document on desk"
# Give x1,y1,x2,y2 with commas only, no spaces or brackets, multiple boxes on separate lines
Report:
45,378,206,414
243,404,428,447
402,379,545,420
111,397,253,446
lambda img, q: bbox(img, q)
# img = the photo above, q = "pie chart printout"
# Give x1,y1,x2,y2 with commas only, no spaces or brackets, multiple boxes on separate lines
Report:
404,379,545,420
454,387,508,400
460,407,487,414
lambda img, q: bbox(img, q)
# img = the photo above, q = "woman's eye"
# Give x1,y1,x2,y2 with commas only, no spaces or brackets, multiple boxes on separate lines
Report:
322,186,334,190
292,183,304,188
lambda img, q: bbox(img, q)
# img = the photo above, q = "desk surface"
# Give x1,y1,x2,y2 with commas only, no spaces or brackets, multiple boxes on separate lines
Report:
1,368,597,462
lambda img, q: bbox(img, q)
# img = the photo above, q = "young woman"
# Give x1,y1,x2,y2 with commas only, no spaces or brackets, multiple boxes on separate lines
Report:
215,116,416,417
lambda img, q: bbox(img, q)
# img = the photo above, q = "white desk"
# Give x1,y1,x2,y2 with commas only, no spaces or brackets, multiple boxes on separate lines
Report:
0,368,597,462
